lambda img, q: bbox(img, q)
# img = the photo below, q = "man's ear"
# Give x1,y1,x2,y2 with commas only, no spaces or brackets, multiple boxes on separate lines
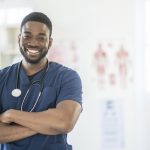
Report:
48,37,53,49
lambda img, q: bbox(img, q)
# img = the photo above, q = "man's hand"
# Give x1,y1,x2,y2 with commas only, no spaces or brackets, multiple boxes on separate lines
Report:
0,110,37,143
0,109,14,124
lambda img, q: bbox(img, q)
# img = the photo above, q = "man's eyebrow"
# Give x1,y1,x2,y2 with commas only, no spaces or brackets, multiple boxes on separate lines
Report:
22,31,47,36
23,31,31,34
38,33,47,36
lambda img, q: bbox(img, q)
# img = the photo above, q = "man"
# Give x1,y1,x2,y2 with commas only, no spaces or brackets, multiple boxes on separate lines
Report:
0,12,82,150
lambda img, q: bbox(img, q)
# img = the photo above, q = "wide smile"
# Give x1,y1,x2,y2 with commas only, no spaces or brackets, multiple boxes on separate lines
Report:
26,48,40,56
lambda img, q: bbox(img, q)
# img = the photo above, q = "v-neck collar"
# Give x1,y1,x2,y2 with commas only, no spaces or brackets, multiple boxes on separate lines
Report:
19,64,47,86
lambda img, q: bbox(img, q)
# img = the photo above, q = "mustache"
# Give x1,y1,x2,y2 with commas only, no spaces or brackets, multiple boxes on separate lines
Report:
26,45,40,49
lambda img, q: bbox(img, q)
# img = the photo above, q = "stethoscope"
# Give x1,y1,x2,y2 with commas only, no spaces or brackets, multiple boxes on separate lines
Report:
11,60,49,112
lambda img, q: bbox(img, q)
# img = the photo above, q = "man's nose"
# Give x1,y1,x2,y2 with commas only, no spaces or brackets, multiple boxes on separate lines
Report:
28,37,39,46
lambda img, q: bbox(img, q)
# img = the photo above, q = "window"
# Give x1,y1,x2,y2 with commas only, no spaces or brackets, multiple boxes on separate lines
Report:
0,7,33,26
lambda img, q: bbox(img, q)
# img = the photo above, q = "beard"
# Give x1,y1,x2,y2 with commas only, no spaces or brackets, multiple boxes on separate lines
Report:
19,46,48,64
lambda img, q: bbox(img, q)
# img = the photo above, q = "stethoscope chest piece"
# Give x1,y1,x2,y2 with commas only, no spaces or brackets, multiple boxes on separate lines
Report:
11,89,22,97
11,60,49,111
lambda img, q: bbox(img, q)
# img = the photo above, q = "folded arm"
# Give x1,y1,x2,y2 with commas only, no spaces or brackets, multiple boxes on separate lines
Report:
0,100,82,135
0,123,37,144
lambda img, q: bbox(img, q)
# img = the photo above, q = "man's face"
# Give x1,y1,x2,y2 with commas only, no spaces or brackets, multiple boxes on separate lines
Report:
18,21,52,64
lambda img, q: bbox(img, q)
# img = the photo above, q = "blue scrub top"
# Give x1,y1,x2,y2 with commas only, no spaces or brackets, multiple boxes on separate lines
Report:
0,62,82,150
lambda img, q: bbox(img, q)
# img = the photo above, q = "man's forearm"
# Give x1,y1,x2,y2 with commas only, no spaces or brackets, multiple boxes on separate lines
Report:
0,123,37,144
0,100,81,136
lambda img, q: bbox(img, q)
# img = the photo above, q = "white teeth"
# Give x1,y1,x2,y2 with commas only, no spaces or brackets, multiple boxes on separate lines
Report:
27,49,39,54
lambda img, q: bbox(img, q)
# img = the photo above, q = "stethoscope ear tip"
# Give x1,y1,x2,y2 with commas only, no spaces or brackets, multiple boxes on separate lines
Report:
11,89,22,97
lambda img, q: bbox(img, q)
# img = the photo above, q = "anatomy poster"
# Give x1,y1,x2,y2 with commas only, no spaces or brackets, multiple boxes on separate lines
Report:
92,41,133,90
47,40,80,71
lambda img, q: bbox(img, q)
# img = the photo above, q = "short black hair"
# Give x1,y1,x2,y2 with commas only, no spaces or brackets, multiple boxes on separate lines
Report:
21,12,52,36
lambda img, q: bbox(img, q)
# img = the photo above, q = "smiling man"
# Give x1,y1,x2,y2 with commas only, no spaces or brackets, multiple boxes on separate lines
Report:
0,12,82,150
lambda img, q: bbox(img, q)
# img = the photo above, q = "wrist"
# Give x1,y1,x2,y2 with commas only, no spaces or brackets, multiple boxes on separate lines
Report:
8,109,20,123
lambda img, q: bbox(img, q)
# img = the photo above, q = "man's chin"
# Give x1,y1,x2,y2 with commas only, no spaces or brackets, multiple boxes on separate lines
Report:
24,57,41,64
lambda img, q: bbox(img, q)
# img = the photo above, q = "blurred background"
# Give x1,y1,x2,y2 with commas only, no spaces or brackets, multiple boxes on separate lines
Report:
0,0,150,150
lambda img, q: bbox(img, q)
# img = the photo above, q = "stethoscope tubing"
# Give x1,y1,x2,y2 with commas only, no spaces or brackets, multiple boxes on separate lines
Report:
12,60,49,112
20,82,42,112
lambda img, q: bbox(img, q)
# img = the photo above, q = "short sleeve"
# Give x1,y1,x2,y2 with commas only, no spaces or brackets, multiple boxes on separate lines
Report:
57,70,82,106
0,68,9,113
0,70,3,113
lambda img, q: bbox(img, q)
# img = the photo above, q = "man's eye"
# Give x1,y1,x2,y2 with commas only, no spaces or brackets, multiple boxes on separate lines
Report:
23,35,31,39
37,36,46,41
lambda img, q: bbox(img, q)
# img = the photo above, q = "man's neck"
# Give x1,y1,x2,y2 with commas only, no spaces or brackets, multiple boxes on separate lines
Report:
22,59,48,76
